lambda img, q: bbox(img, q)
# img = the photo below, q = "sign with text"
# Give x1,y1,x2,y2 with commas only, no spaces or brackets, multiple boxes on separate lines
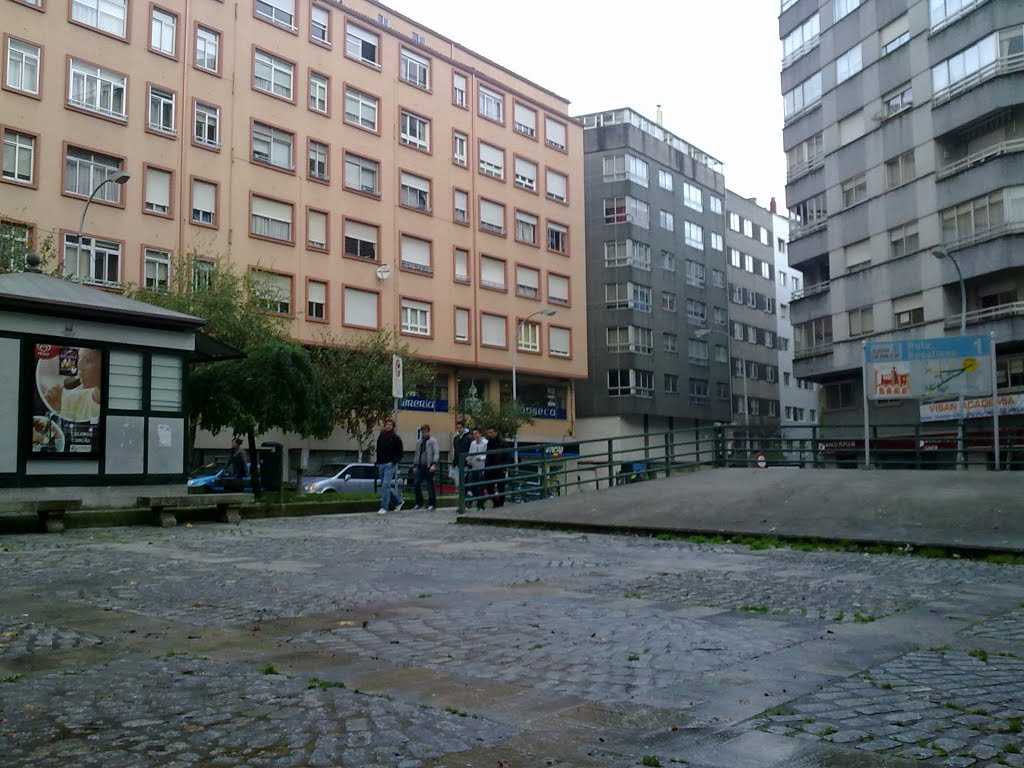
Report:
28,343,103,455
399,397,449,413
522,405,567,420
865,336,992,400
391,355,403,400
920,393,1024,422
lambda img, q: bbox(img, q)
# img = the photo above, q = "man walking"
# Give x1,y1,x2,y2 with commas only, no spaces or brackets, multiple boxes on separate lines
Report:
450,419,472,492
484,425,507,508
411,424,439,510
466,427,488,510
375,418,404,515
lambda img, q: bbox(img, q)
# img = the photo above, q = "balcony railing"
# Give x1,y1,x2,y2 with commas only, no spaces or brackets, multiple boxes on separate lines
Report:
932,52,1024,107
782,36,819,68
943,221,1024,253
944,301,1024,330
790,217,827,240
786,153,825,182
936,138,1024,180
791,280,831,301
794,342,834,360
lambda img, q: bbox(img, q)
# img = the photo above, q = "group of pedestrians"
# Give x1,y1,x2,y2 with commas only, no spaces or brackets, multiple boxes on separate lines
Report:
374,417,509,515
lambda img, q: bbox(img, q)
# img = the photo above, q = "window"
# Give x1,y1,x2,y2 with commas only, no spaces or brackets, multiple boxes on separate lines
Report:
688,339,708,364
309,72,328,114
252,122,293,170
479,142,504,179
194,102,220,147
195,26,219,73
685,260,705,287
825,381,855,410
400,234,431,274
481,313,506,347
71,0,127,37
889,221,919,258
663,333,677,352
546,170,568,203
834,0,860,21
191,179,216,225
399,172,430,212
148,86,176,134
254,50,293,100
452,72,467,107
5,38,40,95
940,188,1020,246
344,287,378,328
344,220,377,261
849,306,873,336
480,255,505,289
743,219,753,238
783,72,822,120
602,154,648,186
549,327,570,357
346,23,378,65
885,150,915,189
310,4,329,45
794,316,833,352
662,251,676,272
308,140,328,181
514,102,536,137
710,196,723,215
304,280,326,320
400,47,430,89
662,291,677,312
144,248,171,291
144,167,171,214
659,210,674,232
517,320,540,352
683,182,703,212
787,133,825,176
729,249,742,269
881,14,910,55
65,147,123,202
883,84,913,119
548,273,569,305
454,307,470,342
255,0,295,29
782,12,820,65
844,239,871,271
452,131,468,166
686,298,706,325
709,232,723,252
478,85,503,122
307,209,327,249
252,271,291,314
608,369,653,398
516,265,540,298
836,44,862,84
454,189,468,224
604,240,650,269
684,221,703,250
401,299,431,336
661,374,679,394
728,213,740,231
191,258,214,291
930,0,987,30
894,294,924,327
712,269,725,288
605,282,651,311
545,117,567,150
151,7,176,56
2,129,34,184
341,87,378,131
842,174,867,207
658,170,673,191
251,195,293,242
760,261,771,280
479,199,505,235
514,157,537,191
63,234,121,285
68,59,126,119
760,227,770,246
515,211,537,245
344,153,378,195
454,248,469,282
714,343,728,362
400,110,430,151
932,33,999,100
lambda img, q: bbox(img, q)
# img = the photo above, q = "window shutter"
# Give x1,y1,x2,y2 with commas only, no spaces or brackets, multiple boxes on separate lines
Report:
193,180,215,211
549,327,569,356
893,293,921,313
546,170,567,199
348,25,376,44
454,248,469,278
548,274,569,302
455,308,469,340
150,355,183,411
252,196,292,223
145,168,170,209
400,235,430,266
308,280,326,304
513,103,536,132
479,142,503,166
844,239,871,268
108,350,144,410
345,220,376,243
400,171,429,192
545,118,566,148
481,313,505,346
307,210,327,245
480,256,504,287
880,14,908,47
516,265,539,289
344,287,378,327
480,199,504,229
514,157,535,180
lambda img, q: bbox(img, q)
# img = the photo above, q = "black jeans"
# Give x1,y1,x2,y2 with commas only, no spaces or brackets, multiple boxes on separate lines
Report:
413,465,436,507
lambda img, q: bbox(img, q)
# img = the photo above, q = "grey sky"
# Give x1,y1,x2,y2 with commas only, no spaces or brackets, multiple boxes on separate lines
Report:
386,0,786,209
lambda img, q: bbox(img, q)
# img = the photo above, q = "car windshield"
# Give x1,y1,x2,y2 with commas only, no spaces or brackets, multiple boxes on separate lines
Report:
190,461,226,478
310,463,347,477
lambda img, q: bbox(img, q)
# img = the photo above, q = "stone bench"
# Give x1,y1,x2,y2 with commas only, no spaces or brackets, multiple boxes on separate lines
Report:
0,499,84,533
136,493,253,528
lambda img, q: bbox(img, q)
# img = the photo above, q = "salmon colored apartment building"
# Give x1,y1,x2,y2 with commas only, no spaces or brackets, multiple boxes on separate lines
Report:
0,0,588,456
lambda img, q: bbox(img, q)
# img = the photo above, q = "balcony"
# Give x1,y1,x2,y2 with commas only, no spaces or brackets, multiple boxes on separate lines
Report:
793,343,833,361
933,52,1024,108
782,36,819,69
791,280,830,302
789,217,827,240
944,221,1024,253
786,153,824,183
944,301,1024,330
936,138,1024,180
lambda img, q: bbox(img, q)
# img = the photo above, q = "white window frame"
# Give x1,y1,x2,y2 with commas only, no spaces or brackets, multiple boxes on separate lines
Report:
684,221,704,250
194,102,220,147
479,199,505,235
255,0,296,30
65,146,123,202
307,280,327,319
453,131,468,166
346,23,379,66
452,72,467,107
5,38,40,95
308,140,328,181
683,182,703,212
307,209,327,249
836,44,863,84
252,270,292,314
251,122,294,170
400,110,430,151
68,59,126,120
195,26,219,72
515,212,538,245
344,153,378,195
548,223,568,254
344,287,379,329
144,166,171,214
144,248,171,291
546,169,568,203
71,0,127,37
658,169,673,191
479,142,504,179
148,85,176,135
545,117,567,150
344,220,377,261
399,171,431,212
478,84,503,122
514,156,537,191
310,4,330,45
344,86,377,130
63,233,121,286
481,313,507,347
834,0,861,21
309,71,328,114
514,102,536,137
150,7,177,56
400,47,430,89
401,299,431,336
549,326,570,357
251,195,293,242
2,129,35,184
454,189,469,224
253,50,293,100
191,180,216,225
518,320,540,352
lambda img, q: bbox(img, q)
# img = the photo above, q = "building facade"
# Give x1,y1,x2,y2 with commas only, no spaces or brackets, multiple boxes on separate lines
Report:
574,109,731,441
0,0,588,459
779,0,1024,432
724,192,783,434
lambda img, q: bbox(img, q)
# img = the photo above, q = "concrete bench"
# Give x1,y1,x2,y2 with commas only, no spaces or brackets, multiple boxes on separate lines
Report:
0,499,84,533
136,493,253,528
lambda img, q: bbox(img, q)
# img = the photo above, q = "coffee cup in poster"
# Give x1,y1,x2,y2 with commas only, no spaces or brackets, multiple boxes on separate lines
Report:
30,344,103,455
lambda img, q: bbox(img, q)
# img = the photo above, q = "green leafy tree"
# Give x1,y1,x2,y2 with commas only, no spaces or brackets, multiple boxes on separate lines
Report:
311,330,435,460
0,227,58,274
461,398,534,440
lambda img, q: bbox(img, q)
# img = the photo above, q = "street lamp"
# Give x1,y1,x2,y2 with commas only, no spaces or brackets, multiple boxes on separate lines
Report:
512,308,557,467
697,326,748,465
75,172,131,283
933,248,967,469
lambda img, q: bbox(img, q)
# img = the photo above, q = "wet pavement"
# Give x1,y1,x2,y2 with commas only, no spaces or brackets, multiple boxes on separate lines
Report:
1,510,1022,767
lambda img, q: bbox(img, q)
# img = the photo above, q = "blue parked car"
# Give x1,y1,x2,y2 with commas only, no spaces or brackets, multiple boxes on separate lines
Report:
187,460,255,493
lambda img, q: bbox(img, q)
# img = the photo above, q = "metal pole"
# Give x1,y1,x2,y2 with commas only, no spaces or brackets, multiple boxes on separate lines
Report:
742,366,749,467
862,341,871,468
991,331,999,470
75,177,126,283
512,319,520,471
951,253,966,470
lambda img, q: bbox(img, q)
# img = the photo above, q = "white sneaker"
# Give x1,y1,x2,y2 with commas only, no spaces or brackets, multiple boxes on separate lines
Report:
377,508,387,515
411,504,423,511
428,506,436,511
395,501,405,512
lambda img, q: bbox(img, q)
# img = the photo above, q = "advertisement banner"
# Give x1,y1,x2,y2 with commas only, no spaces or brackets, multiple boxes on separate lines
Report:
399,397,449,413
919,393,1024,423
29,343,103,455
522,405,567,420
865,336,992,400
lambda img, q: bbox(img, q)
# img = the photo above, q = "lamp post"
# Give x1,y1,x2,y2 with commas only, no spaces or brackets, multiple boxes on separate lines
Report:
75,172,131,282
933,248,966,469
512,308,557,468
696,326,748,465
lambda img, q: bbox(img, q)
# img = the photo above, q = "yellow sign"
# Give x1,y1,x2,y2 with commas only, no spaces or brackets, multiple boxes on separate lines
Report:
962,357,979,373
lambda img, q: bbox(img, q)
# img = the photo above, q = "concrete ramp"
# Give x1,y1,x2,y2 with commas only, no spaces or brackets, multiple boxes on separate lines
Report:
461,468,1024,553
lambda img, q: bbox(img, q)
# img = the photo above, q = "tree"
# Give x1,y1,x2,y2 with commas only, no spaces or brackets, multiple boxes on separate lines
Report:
460,398,534,440
311,330,435,460
1,227,58,274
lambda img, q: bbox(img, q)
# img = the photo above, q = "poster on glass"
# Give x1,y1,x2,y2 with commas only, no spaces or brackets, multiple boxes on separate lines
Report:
29,343,103,455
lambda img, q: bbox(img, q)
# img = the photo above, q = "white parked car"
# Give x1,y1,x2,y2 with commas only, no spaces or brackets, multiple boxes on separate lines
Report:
302,462,400,494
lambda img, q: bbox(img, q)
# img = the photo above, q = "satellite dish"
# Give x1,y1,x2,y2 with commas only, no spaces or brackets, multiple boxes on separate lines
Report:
375,264,393,280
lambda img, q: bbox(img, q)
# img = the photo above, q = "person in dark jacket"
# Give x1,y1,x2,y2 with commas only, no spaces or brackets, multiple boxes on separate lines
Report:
451,419,473,492
483,425,507,508
375,418,404,514
227,437,248,478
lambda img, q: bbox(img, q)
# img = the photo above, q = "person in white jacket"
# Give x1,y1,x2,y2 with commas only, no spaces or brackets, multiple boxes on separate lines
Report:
465,428,488,509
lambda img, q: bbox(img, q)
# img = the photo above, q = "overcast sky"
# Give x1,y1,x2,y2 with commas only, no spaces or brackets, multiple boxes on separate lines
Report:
386,0,787,209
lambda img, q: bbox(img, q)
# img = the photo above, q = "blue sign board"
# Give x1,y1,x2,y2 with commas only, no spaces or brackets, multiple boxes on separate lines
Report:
399,397,449,413
866,336,990,363
522,405,567,420
865,336,992,400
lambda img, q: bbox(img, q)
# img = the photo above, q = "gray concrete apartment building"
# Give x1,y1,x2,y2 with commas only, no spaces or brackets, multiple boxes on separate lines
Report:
779,0,1024,431
574,109,732,439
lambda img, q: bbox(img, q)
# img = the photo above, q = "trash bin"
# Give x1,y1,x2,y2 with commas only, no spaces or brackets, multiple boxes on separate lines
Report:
260,442,284,493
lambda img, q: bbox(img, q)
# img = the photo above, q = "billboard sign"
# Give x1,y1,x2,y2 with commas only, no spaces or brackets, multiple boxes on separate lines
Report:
920,393,1024,422
865,336,992,400
29,343,103,455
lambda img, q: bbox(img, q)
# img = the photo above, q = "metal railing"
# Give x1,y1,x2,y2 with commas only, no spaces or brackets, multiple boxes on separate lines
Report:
786,154,825,182
933,52,1024,107
793,342,834,360
791,280,830,301
943,301,1024,329
942,221,1024,253
790,217,827,240
936,138,1024,180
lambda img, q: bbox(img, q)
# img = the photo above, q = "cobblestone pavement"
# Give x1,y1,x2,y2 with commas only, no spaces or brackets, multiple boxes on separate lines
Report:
1,512,1023,767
